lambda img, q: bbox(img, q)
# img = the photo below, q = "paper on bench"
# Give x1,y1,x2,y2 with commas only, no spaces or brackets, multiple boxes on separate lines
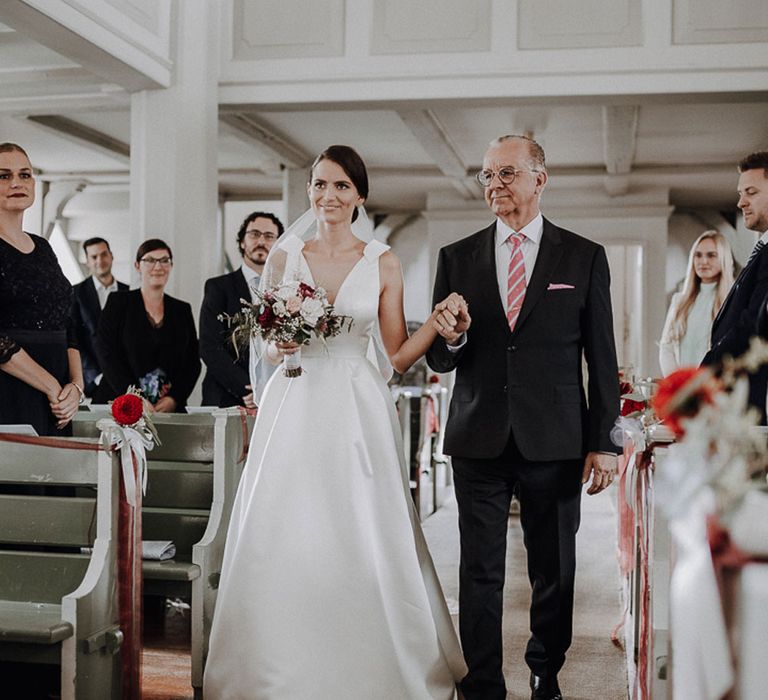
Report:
142,540,176,560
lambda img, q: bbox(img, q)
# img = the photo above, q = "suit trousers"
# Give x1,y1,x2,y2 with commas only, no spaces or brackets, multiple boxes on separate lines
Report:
452,434,582,699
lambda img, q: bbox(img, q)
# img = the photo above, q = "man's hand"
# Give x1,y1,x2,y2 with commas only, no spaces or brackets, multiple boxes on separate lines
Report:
432,293,471,345
581,451,617,495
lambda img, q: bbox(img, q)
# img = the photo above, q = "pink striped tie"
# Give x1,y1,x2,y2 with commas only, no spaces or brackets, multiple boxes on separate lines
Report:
506,232,526,331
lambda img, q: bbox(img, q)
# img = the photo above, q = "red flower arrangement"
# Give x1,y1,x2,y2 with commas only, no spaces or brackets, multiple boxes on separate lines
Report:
112,393,144,426
619,375,649,417
651,366,718,438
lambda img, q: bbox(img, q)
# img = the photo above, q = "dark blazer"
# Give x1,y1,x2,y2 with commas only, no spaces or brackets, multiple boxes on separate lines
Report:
94,289,201,409
199,269,252,407
703,243,768,421
71,276,128,396
426,218,620,462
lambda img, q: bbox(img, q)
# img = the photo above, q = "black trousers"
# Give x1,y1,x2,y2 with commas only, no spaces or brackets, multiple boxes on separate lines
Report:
452,434,582,700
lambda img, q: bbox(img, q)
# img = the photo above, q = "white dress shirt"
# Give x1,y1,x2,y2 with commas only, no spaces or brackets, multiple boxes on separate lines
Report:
447,212,543,352
92,276,118,310
494,213,544,311
241,264,261,301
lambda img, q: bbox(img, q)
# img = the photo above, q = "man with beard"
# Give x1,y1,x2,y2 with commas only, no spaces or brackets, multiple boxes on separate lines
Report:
199,211,283,407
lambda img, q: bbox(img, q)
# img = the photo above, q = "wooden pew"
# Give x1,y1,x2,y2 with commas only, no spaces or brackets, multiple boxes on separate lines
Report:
73,407,253,698
0,436,121,699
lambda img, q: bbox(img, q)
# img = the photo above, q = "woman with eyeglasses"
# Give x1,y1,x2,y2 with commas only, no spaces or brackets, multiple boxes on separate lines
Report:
94,238,201,410
0,142,84,435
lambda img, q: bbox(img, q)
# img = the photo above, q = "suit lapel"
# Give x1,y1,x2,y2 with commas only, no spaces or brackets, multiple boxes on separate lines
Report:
471,224,509,334
233,269,251,305
712,245,764,330
84,277,101,326
513,218,563,334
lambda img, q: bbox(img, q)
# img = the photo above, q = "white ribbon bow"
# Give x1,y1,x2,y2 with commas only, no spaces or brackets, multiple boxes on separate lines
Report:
96,418,155,507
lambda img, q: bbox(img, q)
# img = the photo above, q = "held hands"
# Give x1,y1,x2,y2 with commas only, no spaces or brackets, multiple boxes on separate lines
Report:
582,451,617,495
432,293,471,345
49,382,81,429
153,396,177,413
242,384,256,410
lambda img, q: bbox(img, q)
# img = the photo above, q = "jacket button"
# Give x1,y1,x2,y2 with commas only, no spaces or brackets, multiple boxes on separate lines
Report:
508,345,517,352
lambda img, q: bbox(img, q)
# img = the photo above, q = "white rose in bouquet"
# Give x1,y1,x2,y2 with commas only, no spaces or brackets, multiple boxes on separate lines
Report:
300,297,324,325
272,299,287,316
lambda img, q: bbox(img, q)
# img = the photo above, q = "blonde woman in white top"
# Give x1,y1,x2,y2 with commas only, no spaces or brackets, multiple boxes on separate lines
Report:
659,230,735,375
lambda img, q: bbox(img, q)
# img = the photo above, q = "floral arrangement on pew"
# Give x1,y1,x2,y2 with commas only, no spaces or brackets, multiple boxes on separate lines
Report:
650,338,768,533
221,280,353,378
97,387,161,506
611,370,666,451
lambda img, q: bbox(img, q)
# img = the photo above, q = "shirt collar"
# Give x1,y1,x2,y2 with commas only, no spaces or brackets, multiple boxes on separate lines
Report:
495,212,544,247
759,231,768,245
241,264,261,287
92,276,117,293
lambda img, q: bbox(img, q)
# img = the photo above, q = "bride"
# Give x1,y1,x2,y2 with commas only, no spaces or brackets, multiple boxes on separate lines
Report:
203,145,469,699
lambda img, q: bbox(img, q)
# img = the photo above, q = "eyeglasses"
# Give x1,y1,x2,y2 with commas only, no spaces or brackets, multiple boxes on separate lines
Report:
475,167,538,187
244,229,278,241
139,256,173,267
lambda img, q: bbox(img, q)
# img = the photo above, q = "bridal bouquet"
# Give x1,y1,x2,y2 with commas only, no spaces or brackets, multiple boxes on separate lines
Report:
223,280,353,377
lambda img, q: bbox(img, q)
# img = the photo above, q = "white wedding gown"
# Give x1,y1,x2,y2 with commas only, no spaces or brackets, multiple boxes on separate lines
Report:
203,238,466,699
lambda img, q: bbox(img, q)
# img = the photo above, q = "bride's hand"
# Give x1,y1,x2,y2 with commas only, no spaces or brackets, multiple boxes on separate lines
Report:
432,293,471,344
275,341,301,356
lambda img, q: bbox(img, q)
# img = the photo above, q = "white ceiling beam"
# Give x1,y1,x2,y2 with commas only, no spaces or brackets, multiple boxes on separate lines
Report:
0,1,170,90
602,105,639,175
219,113,312,170
398,109,482,200
26,114,130,164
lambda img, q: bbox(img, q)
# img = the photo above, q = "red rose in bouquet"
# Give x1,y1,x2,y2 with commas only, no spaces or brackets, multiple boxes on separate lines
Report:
111,393,144,426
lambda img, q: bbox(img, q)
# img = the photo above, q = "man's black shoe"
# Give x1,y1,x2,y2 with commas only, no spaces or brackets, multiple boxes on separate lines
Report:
530,672,563,700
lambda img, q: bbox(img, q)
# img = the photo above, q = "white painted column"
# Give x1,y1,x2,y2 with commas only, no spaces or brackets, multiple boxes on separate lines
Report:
129,0,219,308
282,167,309,228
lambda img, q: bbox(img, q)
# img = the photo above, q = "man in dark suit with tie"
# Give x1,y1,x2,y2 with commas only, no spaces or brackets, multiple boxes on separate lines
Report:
427,135,620,700
199,211,283,407
703,150,768,422
71,237,128,397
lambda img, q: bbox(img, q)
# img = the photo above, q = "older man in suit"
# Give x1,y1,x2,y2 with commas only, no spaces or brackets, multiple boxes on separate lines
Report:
704,150,768,422
71,237,128,397
427,135,620,700
199,211,283,408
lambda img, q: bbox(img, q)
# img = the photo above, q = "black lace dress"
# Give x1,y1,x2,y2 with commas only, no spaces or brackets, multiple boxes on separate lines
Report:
0,234,77,435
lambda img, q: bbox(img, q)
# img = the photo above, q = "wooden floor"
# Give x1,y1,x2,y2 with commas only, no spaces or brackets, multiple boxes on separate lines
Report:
141,488,627,699
142,599,193,700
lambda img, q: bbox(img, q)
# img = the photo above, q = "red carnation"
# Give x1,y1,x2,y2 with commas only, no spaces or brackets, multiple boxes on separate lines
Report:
111,393,144,426
621,398,646,417
651,366,716,438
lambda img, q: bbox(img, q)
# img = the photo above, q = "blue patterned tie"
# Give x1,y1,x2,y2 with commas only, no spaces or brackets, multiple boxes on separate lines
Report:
746,239,765,266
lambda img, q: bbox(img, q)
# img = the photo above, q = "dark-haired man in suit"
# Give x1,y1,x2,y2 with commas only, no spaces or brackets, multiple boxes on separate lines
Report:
200,211,284,408
71,237,127,397
427,135,620,700
704,150,768,423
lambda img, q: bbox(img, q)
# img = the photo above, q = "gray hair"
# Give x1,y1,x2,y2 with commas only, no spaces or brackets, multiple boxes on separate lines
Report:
489,135,546,171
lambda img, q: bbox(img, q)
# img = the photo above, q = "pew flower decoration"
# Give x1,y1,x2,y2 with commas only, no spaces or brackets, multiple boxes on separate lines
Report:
652,338,768,522
221,281,353,378
96,387,161,507
611,371,661,451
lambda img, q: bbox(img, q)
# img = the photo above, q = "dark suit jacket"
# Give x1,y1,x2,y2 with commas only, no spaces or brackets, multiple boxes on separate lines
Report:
199,269,252,407
703,244,768,421
94,289,201,409
71,276,128,396
426,218,620,462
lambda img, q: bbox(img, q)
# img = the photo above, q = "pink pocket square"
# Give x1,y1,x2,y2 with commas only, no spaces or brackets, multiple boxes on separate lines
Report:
547,283,575,290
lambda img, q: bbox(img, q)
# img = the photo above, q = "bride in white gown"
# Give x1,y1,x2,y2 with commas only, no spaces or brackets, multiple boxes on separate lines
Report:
203,145,469,699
